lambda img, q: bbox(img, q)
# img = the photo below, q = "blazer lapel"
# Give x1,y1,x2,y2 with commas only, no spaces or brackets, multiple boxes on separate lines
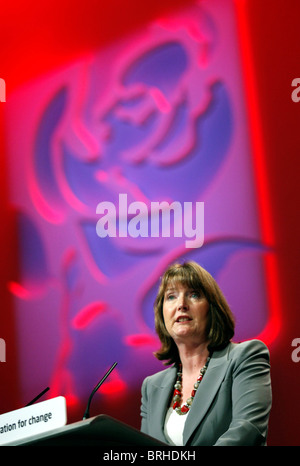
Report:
183,345,231,445
149,366,178,442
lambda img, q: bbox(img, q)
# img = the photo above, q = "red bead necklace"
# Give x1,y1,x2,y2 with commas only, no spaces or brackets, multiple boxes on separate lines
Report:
172,355,211,415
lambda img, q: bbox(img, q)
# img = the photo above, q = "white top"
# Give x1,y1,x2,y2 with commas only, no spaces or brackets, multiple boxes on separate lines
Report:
164,407,189,446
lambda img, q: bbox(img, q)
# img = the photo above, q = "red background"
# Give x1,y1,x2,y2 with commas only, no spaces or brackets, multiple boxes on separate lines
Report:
0,0,300,446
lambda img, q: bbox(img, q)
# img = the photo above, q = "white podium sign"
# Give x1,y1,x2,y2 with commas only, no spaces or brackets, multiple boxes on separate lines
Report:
0,396,67,445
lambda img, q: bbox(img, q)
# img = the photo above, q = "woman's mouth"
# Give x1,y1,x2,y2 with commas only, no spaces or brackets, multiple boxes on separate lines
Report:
176,316,192,323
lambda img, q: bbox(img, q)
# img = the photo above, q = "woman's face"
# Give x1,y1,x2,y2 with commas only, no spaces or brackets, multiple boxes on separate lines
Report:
162,281,210,346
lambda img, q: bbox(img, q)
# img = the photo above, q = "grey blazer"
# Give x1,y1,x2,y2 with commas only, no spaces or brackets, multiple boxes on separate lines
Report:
140,339,272,446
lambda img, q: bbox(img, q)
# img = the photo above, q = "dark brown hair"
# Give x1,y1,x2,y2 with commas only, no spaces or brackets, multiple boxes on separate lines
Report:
154,261,235,365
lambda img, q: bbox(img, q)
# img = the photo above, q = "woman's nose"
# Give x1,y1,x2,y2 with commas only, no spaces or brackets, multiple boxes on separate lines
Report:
177,294,188,310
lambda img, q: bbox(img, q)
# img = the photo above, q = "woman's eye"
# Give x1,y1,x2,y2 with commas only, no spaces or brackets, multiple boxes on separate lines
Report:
190,291,200,298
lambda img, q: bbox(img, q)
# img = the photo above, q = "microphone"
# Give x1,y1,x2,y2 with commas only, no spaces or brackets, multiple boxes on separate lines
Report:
83,362,118,420
25,387,50,407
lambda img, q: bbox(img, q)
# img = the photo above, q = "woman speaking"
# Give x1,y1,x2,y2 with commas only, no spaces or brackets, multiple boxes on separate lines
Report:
140,261,272,446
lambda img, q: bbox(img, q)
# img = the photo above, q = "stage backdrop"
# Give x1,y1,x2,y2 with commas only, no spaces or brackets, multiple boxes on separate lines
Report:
1,0,282,435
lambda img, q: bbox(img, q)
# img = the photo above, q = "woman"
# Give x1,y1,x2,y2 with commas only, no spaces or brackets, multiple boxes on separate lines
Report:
140,261,272,446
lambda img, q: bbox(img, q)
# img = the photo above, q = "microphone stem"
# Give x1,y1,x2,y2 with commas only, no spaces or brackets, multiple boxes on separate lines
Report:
25,387,50,407
83,362,117,420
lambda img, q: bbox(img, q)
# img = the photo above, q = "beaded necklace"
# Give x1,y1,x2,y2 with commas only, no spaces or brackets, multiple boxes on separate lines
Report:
172,355,211,415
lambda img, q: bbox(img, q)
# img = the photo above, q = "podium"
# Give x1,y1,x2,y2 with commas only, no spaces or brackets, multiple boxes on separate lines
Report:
7,415,167,446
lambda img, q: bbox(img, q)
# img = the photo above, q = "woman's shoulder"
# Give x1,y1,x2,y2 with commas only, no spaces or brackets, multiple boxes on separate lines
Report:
227,338,270,361
142,364,177,389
